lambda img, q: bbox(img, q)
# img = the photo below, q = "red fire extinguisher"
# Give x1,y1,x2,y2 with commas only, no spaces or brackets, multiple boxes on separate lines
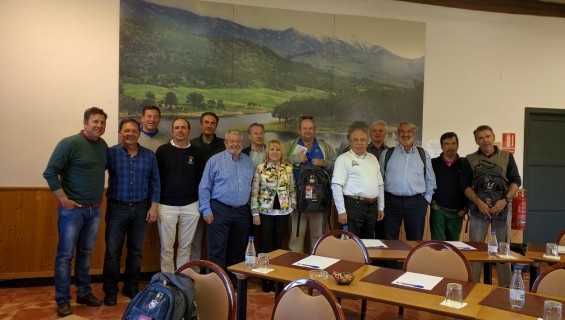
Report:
511,189,527,230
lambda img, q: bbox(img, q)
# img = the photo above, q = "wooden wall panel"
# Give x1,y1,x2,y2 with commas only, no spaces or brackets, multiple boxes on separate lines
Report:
0,188,160,279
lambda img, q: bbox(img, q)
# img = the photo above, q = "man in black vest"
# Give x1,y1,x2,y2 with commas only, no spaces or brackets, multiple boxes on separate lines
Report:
460,125,521,287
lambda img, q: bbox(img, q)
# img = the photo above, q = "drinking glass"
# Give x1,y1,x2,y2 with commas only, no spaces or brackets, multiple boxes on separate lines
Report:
543,300,563,320
546,243,559,259
498,242,510,256
257,253,270,272
445,283,463,307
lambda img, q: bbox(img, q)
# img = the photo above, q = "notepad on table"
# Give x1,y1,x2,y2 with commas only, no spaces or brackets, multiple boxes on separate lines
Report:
446,241,477,251
392,272,443,290
292,255,339,270
362,239,388,248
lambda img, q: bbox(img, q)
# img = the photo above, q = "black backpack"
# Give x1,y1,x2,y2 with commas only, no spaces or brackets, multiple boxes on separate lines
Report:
470,160,509,220
296,164,332,213
122,272,195,320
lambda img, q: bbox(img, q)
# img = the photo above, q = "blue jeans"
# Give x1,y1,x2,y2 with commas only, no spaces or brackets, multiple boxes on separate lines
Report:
55,206,101,302
103,201,149,294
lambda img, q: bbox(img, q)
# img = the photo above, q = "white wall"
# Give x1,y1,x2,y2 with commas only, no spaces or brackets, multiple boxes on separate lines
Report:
1,0,564,186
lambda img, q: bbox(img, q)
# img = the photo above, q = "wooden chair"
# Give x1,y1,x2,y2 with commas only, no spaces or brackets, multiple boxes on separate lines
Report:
398,241,472,318
557,230,565,246
531,262,565,299
177,260,236,320
272,278,346,320
311,229,369,320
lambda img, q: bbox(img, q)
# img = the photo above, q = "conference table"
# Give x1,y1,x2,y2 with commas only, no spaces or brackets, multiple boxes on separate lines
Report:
228,249,494,320
476,287,565,319
524,242,564,290
366,240,533,285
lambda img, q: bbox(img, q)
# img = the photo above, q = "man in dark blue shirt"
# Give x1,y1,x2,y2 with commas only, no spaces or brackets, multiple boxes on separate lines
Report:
102,118,160,306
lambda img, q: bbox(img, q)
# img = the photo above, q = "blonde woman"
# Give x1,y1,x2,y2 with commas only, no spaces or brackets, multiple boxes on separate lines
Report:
250,139,296,292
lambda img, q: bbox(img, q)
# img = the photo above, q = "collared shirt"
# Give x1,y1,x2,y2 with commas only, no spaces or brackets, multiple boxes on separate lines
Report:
332,150,385,212
248,145,266,166
198,150,255,216
380,144,436,203
106,144,160,203
367,143,388,163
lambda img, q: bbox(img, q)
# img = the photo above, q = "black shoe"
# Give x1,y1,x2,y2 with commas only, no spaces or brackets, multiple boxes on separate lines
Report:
76,293,102,306
57,301,73,317
104,292,117,306
262,280,273,293
122,289,139,299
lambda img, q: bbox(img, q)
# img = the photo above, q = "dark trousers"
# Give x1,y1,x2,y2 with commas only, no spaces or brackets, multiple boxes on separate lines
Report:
343,196,377,239
383,193,428,241
103,201,149,294
208,200,251,272
259,214,289,253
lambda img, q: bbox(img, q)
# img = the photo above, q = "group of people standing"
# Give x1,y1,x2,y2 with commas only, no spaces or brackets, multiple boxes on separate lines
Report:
43,106,521,317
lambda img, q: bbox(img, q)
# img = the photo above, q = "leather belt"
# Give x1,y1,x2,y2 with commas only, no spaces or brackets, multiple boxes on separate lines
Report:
385,192,422,199
344,195,378,204
212,199,248,209
107,198,147,206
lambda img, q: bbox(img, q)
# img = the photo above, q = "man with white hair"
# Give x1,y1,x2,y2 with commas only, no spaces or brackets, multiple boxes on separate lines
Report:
198,130,255,272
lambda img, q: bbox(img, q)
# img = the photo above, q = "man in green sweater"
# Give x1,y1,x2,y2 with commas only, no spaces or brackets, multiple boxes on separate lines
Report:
43,107,108,317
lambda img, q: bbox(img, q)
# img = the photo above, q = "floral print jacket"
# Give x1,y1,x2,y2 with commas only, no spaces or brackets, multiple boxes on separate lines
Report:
250,161,297,215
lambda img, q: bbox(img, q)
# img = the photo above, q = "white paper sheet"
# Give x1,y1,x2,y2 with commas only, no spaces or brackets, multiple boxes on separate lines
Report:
291,144,308,156
392,272,443,291
445,241,477,251
292,255,339,270
497,254,516,259
362,239,388,248
559,245,565,254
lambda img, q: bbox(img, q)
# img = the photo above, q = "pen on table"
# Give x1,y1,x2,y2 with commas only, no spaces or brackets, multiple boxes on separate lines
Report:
395,282,424,289
296,263,320,269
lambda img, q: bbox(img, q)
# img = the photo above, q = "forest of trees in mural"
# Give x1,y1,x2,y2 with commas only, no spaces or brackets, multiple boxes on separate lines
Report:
119,0,425,145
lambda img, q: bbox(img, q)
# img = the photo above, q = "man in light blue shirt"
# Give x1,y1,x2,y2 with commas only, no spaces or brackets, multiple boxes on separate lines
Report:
199,130,255,272
380,121,436,240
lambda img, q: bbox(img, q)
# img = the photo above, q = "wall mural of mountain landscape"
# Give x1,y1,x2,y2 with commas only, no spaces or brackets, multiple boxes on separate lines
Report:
119,0,426,148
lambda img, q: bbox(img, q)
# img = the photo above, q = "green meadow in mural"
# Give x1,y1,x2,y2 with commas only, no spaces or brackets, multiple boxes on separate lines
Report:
119,0,425,147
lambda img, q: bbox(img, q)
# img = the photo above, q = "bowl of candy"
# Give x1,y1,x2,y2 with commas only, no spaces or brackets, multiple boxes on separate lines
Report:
332,271,355,285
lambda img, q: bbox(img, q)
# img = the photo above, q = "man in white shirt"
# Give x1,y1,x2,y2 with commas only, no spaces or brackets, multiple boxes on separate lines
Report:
331,128,385,238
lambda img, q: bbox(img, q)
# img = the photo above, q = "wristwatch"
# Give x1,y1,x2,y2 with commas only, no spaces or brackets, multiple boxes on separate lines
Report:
505,196,512,204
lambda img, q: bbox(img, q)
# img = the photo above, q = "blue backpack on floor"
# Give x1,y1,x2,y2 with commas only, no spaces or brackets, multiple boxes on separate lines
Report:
122,272,195,320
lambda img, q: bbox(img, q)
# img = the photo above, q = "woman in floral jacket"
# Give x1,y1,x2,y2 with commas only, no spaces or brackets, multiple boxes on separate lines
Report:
250,139,296,291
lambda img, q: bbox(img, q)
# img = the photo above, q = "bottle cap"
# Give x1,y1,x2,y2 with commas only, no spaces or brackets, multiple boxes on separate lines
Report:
249,236,254,240
513,266,521,271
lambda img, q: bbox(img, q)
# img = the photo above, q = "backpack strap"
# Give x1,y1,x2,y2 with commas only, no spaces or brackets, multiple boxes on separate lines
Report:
384,146,426,178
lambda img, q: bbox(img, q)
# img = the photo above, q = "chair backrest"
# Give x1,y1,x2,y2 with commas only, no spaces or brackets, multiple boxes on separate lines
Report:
177,260,236,320
532,263,565,298
404,241,473,282
557,230,565,246
311,230,369,263
272,278,345,320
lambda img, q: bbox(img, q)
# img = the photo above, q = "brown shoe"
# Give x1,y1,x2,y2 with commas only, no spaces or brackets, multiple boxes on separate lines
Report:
76,293,102,306
57,301,73,317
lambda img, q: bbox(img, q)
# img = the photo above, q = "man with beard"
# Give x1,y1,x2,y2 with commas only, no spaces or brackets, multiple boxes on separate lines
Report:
198,130,255,272
380,121,436,241
430,132,466,241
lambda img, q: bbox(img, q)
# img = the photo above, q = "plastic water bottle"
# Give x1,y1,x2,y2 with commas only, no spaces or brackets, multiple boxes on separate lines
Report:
488,229,498,258
509,266,526,308
341,225,349,240
245,236,256,270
